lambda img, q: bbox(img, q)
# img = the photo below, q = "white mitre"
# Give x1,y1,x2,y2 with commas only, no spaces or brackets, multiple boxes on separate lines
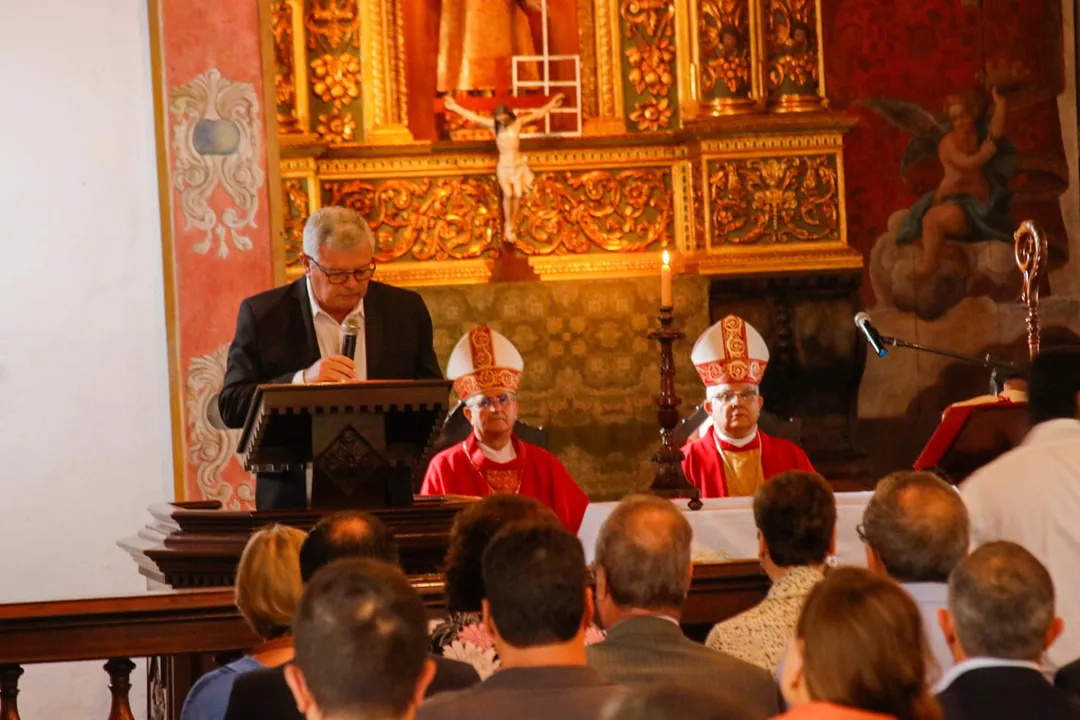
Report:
446,325,524,401
690,315,770,399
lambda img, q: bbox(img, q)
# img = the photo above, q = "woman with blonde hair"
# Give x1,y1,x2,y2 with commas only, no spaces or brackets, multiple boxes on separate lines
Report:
779,567,942,720
181,524,307,720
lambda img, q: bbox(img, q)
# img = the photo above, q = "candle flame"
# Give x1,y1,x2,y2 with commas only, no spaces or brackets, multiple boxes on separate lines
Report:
662,250,670,265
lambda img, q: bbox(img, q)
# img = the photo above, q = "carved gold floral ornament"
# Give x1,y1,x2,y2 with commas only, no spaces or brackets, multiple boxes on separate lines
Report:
629,96,674,131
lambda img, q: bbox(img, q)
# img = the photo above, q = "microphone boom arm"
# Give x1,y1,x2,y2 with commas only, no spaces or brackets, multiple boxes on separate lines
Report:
877,334,1020,372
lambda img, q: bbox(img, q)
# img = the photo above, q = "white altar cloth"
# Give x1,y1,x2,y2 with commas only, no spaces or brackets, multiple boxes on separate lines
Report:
577,491,872,567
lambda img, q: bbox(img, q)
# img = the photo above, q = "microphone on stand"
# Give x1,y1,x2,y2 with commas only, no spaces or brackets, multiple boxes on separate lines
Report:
854,312,889,358
340,317,362,360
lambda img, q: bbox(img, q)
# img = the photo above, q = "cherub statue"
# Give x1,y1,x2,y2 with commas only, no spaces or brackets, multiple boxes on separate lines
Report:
443,94,564,243
862,87,1015,277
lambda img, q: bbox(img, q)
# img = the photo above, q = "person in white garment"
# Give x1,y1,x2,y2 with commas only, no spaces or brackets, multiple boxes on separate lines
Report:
961,346,1080,670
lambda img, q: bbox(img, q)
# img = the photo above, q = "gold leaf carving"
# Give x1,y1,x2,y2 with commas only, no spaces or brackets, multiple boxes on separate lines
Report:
282,178,310,268
316,110,357,142
700,0,752,98
306,0,359,52
620,0,678,131
514,169,673,255
310,52,362,109
708,155,838,244
323,177,502,262
766,0,818,92
272,1,299,132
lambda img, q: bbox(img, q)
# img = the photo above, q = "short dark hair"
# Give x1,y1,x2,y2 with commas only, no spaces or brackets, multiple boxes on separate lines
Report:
482,521,587,648
754,471,836,567
293,559,428,718
1028,347,1080,425
595,495,692,610
863,472,969,583
444,495,559,612
299,511,398,582
601,684,757,720
949,541,1055,661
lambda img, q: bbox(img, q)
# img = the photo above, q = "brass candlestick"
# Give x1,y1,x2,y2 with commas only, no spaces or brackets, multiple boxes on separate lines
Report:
648,306,703,510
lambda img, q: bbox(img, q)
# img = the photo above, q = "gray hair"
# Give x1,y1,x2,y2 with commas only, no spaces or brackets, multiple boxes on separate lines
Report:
949,541,1055,661
862,471,970,583
595,494,692,610
302,206,373,259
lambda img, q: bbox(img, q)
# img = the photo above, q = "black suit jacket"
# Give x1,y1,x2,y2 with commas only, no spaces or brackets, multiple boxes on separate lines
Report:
937,665,1080,720
222,656,480,720
218,278,442,509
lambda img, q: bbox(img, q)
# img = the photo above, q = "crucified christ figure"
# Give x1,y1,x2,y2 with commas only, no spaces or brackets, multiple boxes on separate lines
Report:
443,94,564,243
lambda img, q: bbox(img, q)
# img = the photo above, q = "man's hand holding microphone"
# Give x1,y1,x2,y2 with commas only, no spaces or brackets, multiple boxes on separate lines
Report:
302,317,362,383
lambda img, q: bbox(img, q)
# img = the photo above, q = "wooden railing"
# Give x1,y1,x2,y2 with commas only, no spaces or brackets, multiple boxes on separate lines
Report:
0,563,765,719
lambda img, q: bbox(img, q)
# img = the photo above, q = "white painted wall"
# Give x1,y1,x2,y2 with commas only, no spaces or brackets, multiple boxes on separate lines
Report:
0,0,170,716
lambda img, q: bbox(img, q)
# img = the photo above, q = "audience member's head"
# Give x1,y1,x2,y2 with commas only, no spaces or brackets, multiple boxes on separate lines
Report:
753,471,836,572
861,471,969,584
285,559,435,720
482,521,590,658
782,567,941,720
594,494,692,627
235,524,307,640
299,511,398,583
1027,346,1080,426
600,684,757,720
444,494,559,613
940,541,1063,664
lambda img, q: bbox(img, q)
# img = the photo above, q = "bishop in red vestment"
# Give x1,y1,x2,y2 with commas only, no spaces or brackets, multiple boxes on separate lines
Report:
419,326,589,532
681,315,815,498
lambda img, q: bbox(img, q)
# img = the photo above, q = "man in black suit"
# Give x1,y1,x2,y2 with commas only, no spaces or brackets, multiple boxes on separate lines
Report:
218,206,442,510
223,512,479,720
935,541,1080,720
587,495,780,719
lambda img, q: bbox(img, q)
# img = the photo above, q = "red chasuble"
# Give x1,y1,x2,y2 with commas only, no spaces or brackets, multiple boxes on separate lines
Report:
420,434,589,532
680,426,815,499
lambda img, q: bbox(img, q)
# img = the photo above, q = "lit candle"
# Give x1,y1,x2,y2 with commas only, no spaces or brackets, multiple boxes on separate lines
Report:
661,250,673,307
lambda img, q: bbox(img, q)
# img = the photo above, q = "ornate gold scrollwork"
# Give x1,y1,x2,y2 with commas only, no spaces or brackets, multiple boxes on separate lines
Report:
708,155,838,244
282,178,311,268
514,169,673,255
323,177,503,262
305,0,359,51
764,0,825,112
271,1,299,133
621,0,679,131
304,0,363,143
698,0,754,112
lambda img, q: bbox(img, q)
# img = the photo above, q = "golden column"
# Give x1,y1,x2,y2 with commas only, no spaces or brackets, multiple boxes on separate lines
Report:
690,0,762,116
763,0,827,112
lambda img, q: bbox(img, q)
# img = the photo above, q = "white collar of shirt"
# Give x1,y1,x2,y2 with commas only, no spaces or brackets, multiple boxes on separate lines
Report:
306,276,364,324
933,657,1044,694
714,426,759,450
477,439,517,463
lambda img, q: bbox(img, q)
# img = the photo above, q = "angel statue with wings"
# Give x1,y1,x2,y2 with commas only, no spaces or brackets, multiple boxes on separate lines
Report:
864,87,1015,278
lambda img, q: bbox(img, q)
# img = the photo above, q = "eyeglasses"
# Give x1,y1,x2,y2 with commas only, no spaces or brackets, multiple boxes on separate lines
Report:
470,393,515,411
714,389,760,405
308,256,377,284
856,523,868,544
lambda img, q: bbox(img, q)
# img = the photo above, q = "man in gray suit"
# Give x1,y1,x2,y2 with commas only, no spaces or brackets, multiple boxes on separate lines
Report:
587,494,781,719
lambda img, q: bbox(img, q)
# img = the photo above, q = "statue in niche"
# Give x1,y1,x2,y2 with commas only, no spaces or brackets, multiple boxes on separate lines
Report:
443,94,564,243
437,0,541,94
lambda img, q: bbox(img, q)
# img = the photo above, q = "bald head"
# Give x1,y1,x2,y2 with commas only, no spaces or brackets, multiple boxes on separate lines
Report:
949,541,1056,661
863,472,970,583
299,511,398,582
595,495,692,611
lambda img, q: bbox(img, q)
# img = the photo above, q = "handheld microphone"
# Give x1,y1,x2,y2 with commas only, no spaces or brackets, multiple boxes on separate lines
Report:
854,312,888,358
340,317,362,359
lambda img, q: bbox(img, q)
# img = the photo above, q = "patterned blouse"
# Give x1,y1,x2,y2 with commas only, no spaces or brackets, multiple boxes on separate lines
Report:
431,611,606,680
705,565,825,673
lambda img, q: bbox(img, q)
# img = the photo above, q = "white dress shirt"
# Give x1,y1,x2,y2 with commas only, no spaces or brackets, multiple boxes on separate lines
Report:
961,418,1080,670
292,277,367,383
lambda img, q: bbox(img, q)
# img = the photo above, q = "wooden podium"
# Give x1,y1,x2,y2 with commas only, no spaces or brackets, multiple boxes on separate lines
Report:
238,379,453,508
914,400,1030,483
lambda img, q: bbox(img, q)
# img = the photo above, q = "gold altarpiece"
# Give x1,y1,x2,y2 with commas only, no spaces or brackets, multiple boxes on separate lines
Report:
270,0,862,287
